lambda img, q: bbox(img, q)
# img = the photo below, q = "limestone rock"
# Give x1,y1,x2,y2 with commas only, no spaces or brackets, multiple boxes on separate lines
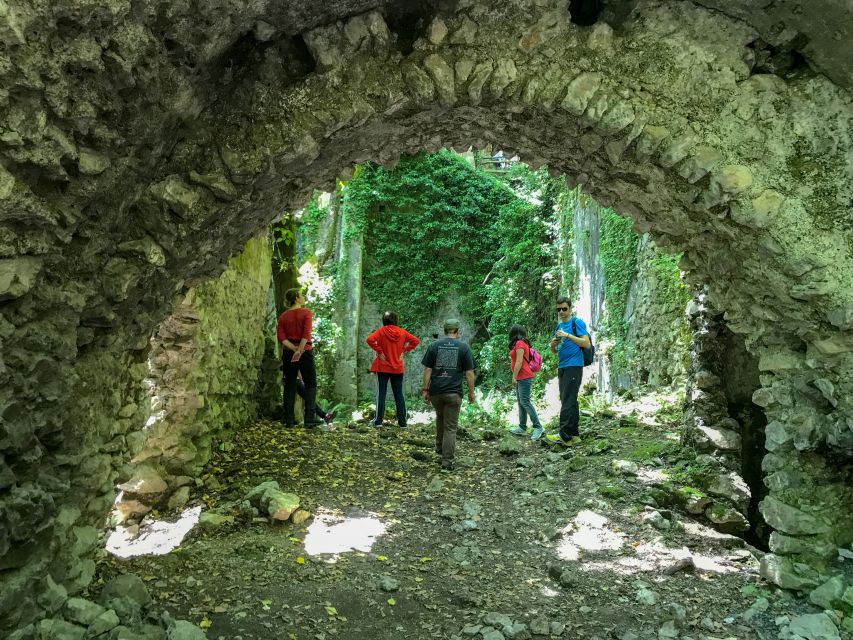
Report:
244,481,300,520
786,613,841,640
167,486,190,511
706,472,751,510
149,176,201,217
760,497,830,535
694,425,741,452
427,18,448,45
64,597,106,625
561,73,603,116
118,466,168,495
704,503,749,533
498,438,522,455
99,575,151,609
0,256,43,301
36,619,87,640
760,554,819,590
188,171,237,201
198,511,234,529
291,509,312,525
87,609,120,637
612,460,639,476
78,148,111,175
810,577,846,610
423,54,455,106
167,620,207,640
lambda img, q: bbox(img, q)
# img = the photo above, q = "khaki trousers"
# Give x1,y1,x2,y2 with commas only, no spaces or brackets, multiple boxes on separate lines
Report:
431,393,462,463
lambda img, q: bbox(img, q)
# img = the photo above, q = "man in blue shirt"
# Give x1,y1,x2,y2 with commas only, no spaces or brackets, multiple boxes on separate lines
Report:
547,296,590,444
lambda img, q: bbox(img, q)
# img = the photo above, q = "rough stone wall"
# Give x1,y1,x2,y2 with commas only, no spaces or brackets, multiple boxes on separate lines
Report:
134,236,272,494
623,236,691,389
1,0,852,630
681,287,764,539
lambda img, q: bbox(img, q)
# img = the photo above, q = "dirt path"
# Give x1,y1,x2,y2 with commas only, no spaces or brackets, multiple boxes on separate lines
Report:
96,398,809,640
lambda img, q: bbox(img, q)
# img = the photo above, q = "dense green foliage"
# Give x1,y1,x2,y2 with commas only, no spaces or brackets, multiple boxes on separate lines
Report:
598,207,639,374
480,164,563,388
350,150,513,333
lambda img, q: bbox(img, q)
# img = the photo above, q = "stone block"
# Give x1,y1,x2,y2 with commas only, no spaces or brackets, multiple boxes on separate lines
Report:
99,575,151,609
694,424,741,452
148,176,201,218
561,72,603,116
760,554,819,590
786,613,841,640
760,496,830,535
36,618,87,640
423,54,455,106
810,577,846,610
167,620,206,640
0,256,44,301
117,466,167,495
65,597,106,625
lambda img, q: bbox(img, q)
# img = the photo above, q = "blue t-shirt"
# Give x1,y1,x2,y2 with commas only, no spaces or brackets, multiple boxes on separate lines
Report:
555,317,588,368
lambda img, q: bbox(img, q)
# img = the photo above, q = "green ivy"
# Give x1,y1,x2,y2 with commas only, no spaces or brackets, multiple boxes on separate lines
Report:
347,150,514,333
599,207,639,375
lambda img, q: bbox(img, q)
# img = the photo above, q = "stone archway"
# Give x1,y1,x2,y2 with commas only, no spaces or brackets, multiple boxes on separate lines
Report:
1,0,851,631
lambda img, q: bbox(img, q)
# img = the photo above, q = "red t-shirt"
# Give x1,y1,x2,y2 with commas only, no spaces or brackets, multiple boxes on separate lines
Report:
509,340,534,380
277,308,313,351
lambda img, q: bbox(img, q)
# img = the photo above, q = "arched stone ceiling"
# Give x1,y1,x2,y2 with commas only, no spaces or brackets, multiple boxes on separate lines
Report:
0,0,851,632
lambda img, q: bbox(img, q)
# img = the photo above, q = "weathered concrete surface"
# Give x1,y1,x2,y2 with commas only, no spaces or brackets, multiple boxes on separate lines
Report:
0,0,852,632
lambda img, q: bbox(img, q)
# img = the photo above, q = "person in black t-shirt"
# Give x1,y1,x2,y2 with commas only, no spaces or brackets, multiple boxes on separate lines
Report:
421,319,476,471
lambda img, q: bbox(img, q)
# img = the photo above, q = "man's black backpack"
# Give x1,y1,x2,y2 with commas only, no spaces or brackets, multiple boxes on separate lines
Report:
572,318,595,367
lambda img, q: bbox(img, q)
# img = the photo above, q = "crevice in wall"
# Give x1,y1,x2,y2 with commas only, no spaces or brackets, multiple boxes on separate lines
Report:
568,0,604,26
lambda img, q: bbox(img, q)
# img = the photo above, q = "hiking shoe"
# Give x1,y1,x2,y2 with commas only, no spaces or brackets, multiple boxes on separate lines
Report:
324,412,336,425
544,433,569,446
440,461,454,472
530,427,544,441
509,426,527,436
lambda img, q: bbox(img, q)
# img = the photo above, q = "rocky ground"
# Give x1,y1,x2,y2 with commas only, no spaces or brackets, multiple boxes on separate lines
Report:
93,395,846,640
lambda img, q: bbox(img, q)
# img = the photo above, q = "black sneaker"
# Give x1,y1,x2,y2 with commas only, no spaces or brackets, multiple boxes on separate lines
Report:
324,412,336,425
440,461,454,472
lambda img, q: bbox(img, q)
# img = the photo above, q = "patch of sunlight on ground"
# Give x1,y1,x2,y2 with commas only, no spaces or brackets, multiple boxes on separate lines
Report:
408,409,436,426
556,510,626,561
555,510,748,576
303,507,388,562
106,506,201,558
636,468,669,484
540,585,560,597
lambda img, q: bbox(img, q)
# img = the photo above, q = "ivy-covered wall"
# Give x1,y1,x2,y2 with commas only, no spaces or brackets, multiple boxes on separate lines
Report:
623,237,692,387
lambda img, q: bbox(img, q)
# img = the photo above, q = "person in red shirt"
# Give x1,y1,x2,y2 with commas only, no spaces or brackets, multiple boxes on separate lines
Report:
366,311,420,428
277,288,322,428
507,324,544,440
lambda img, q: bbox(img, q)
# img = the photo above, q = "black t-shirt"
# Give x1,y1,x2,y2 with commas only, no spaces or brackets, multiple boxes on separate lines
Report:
421,337,476,397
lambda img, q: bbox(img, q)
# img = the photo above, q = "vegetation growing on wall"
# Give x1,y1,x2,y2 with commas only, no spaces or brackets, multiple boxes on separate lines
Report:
480,163,563,388
349,150,513,333
599,208,639,375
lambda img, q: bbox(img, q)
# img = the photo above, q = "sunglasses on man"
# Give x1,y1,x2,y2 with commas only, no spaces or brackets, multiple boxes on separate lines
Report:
556,306,569,312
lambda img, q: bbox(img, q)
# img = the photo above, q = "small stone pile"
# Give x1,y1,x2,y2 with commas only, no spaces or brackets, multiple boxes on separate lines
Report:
453,611,566,640
8,575,205,640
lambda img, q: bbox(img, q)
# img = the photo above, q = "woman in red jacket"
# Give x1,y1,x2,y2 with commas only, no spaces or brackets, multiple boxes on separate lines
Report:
277,288,322,428
366,311,420,428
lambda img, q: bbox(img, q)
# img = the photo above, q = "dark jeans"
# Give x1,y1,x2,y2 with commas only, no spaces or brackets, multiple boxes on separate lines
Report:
373,372,406,428
296,378,328,420
431,393,462,464
282,349,318,425
558,366,583,440
516,378,542,430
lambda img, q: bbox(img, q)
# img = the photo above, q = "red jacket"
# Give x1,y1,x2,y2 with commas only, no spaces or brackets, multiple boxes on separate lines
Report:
366,325,420,374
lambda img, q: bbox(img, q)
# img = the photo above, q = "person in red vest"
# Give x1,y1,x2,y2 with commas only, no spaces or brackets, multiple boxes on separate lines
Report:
277,288,322,428
366,311,420,428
